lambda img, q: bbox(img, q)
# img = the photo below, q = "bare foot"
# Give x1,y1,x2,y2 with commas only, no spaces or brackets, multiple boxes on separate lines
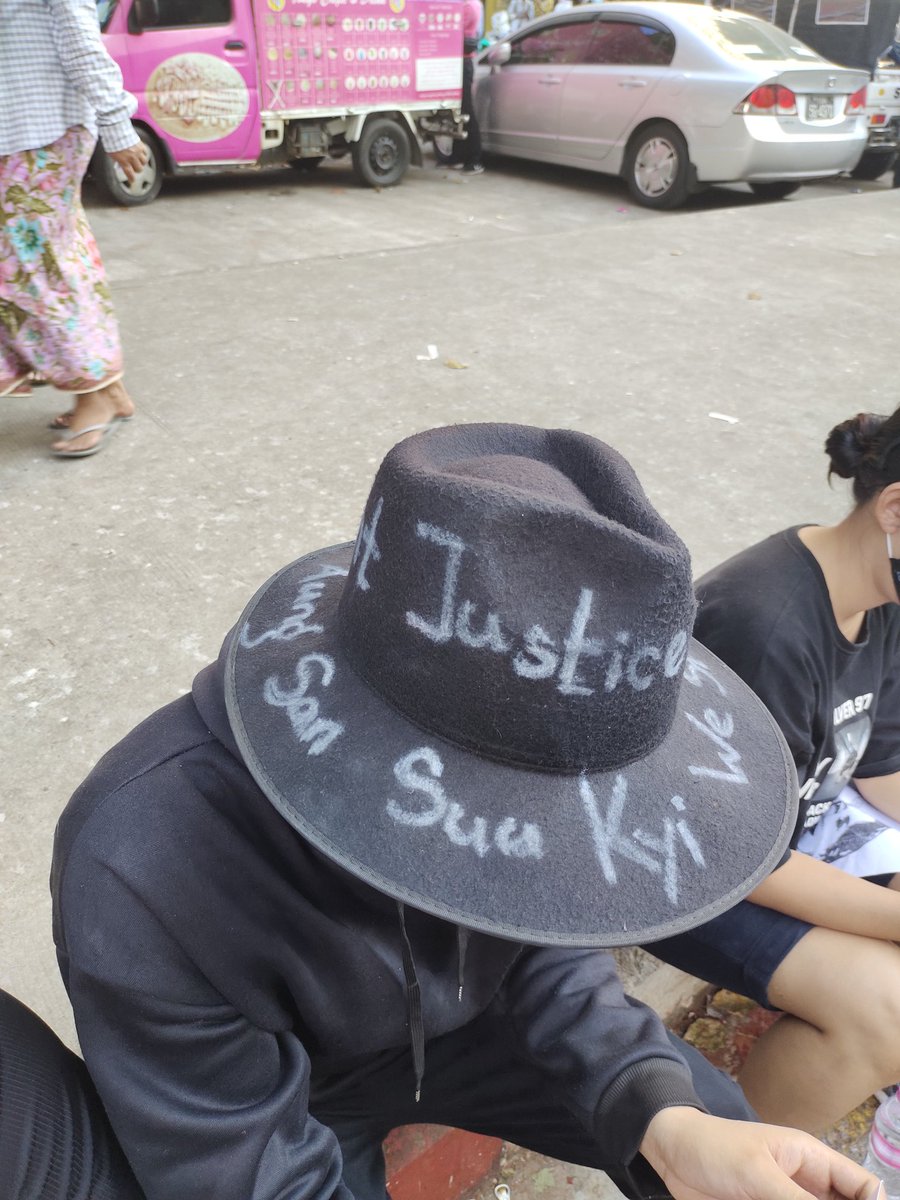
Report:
51,381,135,456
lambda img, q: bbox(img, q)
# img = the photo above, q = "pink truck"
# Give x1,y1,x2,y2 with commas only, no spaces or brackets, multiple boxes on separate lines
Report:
94,0,465,203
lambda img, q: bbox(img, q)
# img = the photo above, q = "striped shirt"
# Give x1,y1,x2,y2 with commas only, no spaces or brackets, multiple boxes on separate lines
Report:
0,0,137,157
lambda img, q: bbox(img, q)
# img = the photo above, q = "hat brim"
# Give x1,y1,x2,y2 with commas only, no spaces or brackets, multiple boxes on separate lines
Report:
226,544,797,947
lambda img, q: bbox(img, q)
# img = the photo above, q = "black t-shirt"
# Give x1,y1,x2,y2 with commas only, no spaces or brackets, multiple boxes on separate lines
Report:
695,527,900,845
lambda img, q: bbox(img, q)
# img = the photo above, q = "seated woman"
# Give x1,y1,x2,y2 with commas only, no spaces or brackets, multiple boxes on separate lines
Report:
650,405,900,1134
0,987,142,1199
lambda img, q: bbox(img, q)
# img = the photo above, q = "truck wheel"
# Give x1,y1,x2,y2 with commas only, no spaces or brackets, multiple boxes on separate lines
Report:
623,122,691,210
352,118,411,187
92,127,163,206
749,182,801,200
851,147,897,181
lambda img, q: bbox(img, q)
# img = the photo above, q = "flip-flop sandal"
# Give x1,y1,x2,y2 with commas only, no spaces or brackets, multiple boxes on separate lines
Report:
48,411,134,430
51,418,126,459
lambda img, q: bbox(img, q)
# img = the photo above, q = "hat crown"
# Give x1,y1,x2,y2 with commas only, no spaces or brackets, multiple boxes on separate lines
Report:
337,424,695,771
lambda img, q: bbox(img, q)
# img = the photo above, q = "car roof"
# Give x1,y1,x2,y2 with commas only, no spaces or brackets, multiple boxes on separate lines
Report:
536,2,768,29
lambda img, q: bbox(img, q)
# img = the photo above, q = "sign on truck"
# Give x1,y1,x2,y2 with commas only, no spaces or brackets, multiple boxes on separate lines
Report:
94,0,465,204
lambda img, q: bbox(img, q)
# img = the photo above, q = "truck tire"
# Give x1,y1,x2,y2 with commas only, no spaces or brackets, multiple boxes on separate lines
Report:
851,147,898,181
352,117,411,187
433,134,455,165
92,126,163,207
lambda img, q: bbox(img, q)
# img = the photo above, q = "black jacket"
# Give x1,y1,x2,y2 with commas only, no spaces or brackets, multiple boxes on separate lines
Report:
52,637,701,1200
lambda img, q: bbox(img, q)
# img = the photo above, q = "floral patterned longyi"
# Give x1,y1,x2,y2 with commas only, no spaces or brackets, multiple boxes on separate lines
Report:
0,125,123,397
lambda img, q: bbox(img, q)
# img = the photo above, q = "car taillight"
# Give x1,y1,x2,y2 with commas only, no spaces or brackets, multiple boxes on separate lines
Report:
870,111,888,126
845,86,867,116
736,84,797,115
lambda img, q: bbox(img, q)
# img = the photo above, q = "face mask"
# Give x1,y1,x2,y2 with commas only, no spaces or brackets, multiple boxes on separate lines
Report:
889,533,900,603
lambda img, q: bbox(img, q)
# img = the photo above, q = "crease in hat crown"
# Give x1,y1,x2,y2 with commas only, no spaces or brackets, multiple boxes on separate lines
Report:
337,423,696,773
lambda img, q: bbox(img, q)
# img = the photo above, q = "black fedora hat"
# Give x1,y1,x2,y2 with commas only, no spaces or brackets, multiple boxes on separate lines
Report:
226,423,796,947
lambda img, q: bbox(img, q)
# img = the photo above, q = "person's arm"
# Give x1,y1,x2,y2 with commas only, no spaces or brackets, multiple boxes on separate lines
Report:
55,858,353,1200
854,771,900,824
502,948,706,1167
65,964,352,1200
48,0,141,153
641,1106,882,1200
502,949,883,1200
748,849,900,939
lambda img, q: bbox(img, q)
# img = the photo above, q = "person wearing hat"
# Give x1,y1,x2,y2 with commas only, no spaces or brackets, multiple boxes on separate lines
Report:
50,424,880,1200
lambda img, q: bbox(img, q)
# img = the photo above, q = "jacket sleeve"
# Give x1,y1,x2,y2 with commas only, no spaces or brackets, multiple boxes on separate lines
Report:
49,0,139,151
500,947,704,1167
55,865,353,1200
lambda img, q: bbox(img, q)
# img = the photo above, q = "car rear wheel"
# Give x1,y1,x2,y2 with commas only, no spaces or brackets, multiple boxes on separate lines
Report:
352,117,411,187
851,147,898,181
624,122,690,210
92,126,163,207
749,181,801,200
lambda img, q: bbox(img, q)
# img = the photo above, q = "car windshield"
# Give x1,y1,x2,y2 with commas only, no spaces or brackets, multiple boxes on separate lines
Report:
705,15,825,62
96,0,116,30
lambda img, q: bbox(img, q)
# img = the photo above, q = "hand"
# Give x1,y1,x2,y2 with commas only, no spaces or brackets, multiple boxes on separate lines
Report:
640,1107,883,1200
108,141,149,183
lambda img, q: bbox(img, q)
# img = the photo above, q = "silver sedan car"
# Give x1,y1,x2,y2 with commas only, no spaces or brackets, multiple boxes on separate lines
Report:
472,1,870,207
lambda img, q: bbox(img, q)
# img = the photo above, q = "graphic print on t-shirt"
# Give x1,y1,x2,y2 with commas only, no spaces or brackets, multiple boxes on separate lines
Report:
801,691,873,831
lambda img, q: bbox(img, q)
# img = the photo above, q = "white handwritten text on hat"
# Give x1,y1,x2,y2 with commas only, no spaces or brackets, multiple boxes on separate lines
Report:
241,565,348,649
405,522,688,696
352,496,383,592
263,652,344,756
579,774,705,905
388,747,544,859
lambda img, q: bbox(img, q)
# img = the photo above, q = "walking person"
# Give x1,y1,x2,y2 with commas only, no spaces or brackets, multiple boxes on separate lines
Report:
650,405,900,1134
51,421,885,1200
451,0,485,174
0,0,147,458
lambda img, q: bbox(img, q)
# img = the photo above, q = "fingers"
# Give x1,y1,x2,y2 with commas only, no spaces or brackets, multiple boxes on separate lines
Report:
109,144,148,183
768,1129,883,1200
643,1113,885,1200
859,1183,886,1200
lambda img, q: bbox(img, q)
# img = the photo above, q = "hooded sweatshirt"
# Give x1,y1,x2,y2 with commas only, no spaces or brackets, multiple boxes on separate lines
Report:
51,635,702,1200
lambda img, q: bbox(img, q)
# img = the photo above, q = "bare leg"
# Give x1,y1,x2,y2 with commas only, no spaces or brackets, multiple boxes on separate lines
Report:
50,379,135,456
737,926,900,1132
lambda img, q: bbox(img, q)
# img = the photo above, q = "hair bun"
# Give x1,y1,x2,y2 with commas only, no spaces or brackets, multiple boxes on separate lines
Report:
825,413,884,481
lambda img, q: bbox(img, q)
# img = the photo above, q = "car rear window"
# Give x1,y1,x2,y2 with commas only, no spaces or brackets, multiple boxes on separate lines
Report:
707,15,825,61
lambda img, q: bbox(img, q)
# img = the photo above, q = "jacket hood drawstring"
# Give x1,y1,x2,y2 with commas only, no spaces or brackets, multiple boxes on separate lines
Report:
397,902,425,1103
396,904,470,1102
456,926,469,1002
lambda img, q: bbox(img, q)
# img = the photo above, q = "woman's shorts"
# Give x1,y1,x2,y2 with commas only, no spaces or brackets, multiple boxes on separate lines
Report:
646,899,813,1010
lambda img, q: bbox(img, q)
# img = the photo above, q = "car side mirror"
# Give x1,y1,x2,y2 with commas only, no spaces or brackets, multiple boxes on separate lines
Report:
487,42,512,69
128,0,160,33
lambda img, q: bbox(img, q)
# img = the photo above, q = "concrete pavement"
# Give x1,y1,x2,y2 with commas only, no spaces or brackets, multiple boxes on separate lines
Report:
0,157,896,1192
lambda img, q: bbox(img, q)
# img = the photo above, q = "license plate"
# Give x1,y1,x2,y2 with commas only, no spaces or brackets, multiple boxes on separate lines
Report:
807,95,834,120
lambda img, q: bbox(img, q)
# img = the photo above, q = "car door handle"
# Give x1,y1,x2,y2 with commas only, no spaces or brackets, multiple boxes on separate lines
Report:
618,78,648,88
539,75,563,85
224,40,246,50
